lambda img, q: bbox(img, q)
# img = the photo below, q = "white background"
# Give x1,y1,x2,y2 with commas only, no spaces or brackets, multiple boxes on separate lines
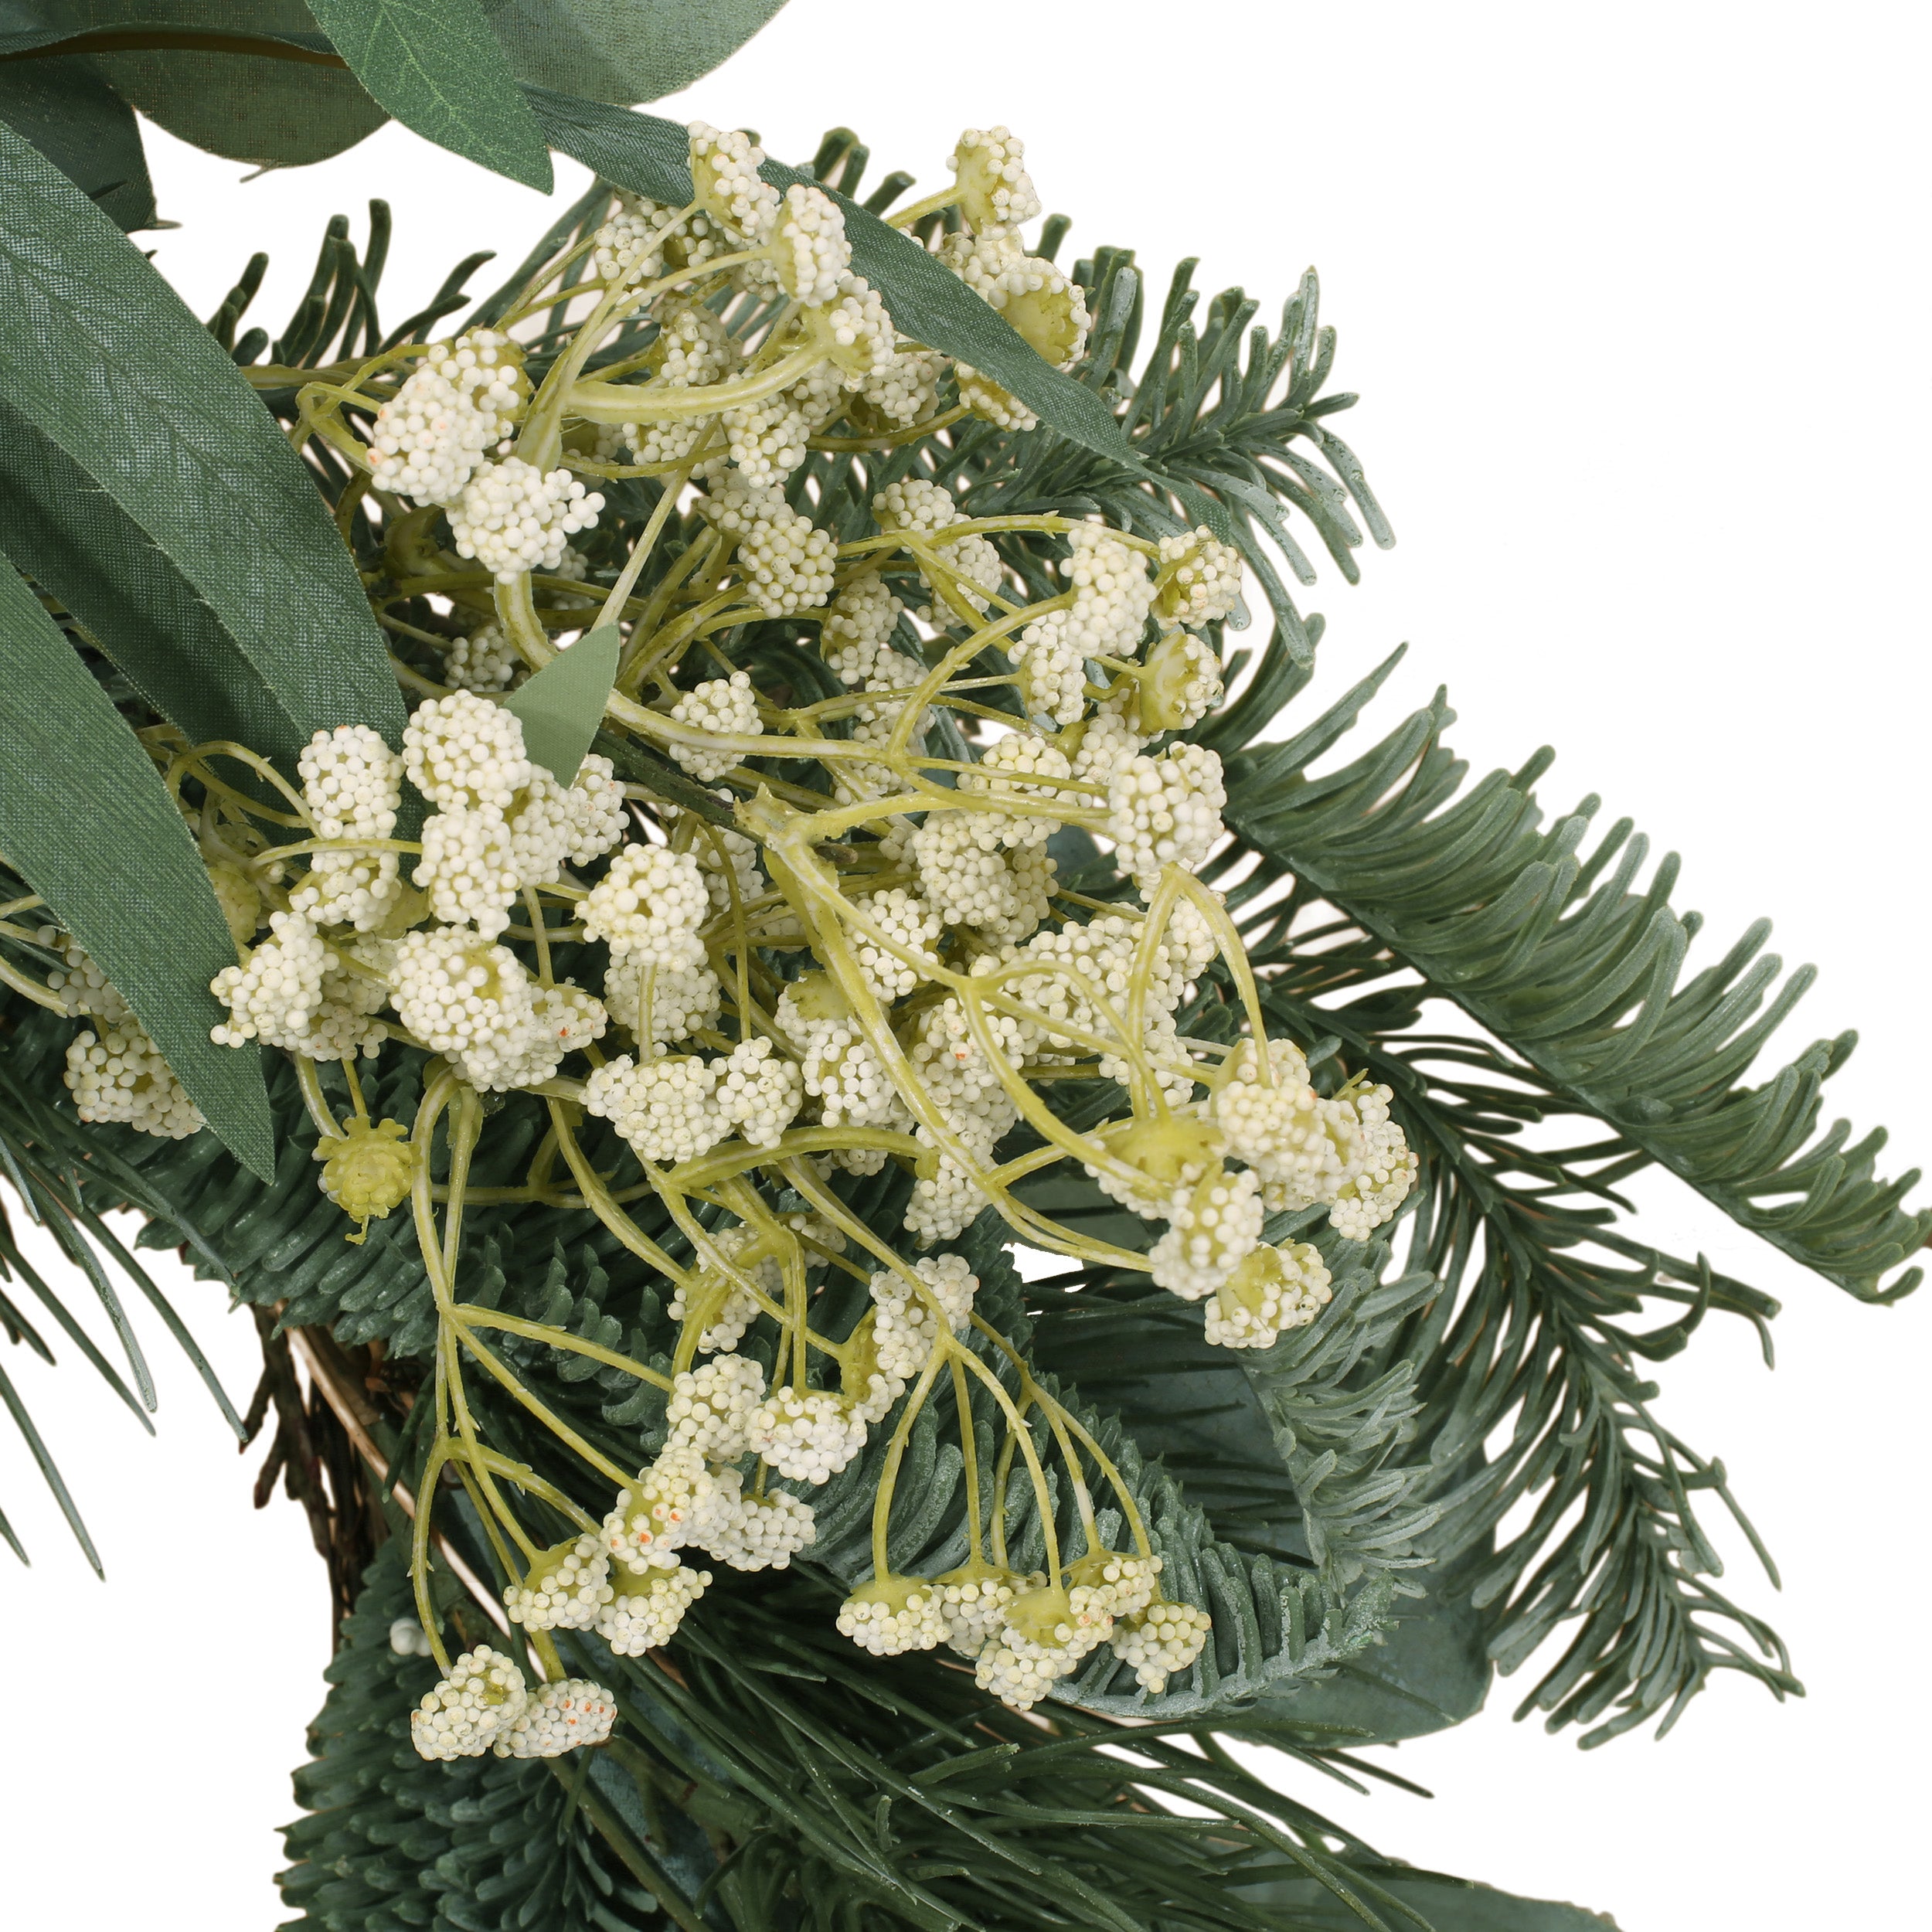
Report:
2,2,1927,1924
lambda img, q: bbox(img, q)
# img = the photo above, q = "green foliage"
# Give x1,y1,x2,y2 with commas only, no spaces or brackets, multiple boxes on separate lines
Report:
0,992,247,1564
0,0,792,186
502,622,621,784
291,1529,1578,1932
488,0,792,107
282,1537,673,1930
307,0,555,191
947,250,1392,662
0,400,306,774
6,6,388,167
0,560,274,1176
1221,662,1927,1304
0,46,153,230
0,117,407,757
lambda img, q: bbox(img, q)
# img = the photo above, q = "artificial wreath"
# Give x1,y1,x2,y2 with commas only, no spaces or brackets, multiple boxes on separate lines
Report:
0,7,1920,1929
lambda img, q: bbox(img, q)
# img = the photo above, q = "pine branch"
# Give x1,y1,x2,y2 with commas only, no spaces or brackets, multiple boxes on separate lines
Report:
1220,654,1928,1304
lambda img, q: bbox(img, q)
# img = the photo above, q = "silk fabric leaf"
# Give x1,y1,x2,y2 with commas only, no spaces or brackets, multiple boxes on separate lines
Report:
0,48,155,231
486,0,790,106
0,398,304,775
306,0,553,190
0,554,274,1179
0,120,406,753
502,624,620,782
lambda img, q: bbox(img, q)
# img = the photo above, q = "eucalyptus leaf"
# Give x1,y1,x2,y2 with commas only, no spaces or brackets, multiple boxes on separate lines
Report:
306,0,553,191
0,121,406,757
0,553,274,1179
0,48,155,230
0,397,305,775
36,0,389,168
502,623,620,782
487,0,789,106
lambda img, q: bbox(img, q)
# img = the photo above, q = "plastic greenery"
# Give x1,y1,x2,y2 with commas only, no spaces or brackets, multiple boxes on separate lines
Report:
0,12,1921,1931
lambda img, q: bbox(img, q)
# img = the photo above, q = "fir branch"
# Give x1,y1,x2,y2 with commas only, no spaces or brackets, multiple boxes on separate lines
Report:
1219,656,1929,1304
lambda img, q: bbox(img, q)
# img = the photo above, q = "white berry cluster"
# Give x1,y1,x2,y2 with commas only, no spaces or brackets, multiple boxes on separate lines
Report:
584,1053,726,1165
447,457,604,584
504,1532,614,1631
581,843,709,968
819,573,903,685
950,127,1043,233
597,1560,713,1655
584,1349,833,1628
666,1353,765,1460
411,1647,615,1763
668,672,762,781
1107,744,1229,886
1111,1599,1214,1693
1205,1240,1334,1349
714,1035,804,1147
404,690,529,811
291,725,403,931
699,475,837,617
871,479,1004,618
688,121,781,244
493,1679,619,1758
837,1574,947,1656
772,183,851,307
410,1647,530,1759
210,910,386,1061
1213,1036,1416,1235
368,330,527,508
868,1255,978,1379
747,1386,867,1484
440,620,519,692
1155,527,1245,631
64,1021,203,1138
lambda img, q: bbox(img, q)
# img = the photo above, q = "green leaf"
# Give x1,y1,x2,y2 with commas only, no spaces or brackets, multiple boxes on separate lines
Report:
1253,1563,1493,1744
20,8,389,168
0,397,305,776
0,552,274,1179
503,624,620,782
0,119,406,758
306,0,553,191
0,49,155,231
1236,1868,1618,1930
520,90,1233,537
488,0,790,105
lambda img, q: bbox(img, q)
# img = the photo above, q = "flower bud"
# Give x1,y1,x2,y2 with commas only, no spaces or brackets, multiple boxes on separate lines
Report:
317,1117,414,1241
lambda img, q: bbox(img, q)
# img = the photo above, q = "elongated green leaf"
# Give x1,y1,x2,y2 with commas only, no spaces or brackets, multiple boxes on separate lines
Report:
0,1349,100,1570
307,0,552,190
1236,1867,1616,1931
12,12,390,169
0,48,154,231
0,119,405,758
520,90,1231,536
0,553,274,1179
0,397,304,774
503,623,620,782
488,0,789,105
